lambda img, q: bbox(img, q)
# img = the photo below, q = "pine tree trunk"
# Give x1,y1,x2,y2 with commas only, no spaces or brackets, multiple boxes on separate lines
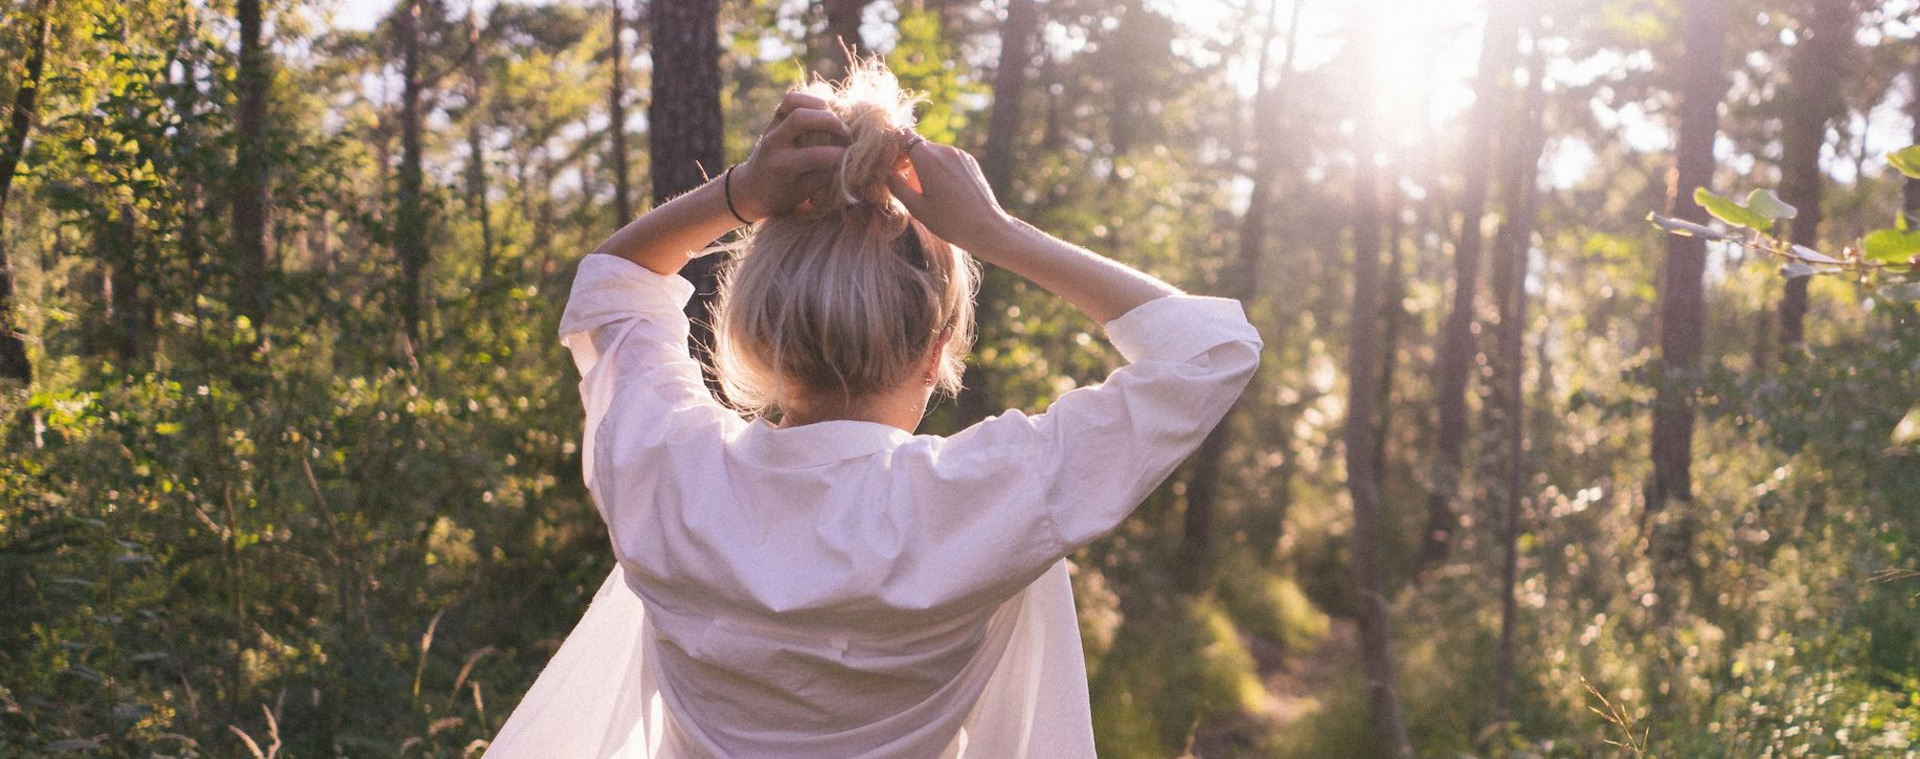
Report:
956,0,1041,427
1776,0,1853,349
464,5,494,289
1343,6,1412,754
232,0,272,328
0,0,51,384
395,0,430,345
1493,45,1549,731
1180,0,1299,576
609,0,633,224
1649,0,1729,582
1908,48,1920,216
649,0,725,386
820,0,873,77
1418,0,1520,574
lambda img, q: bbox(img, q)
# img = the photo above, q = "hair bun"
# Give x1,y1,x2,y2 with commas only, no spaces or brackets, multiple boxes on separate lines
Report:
794,56,924,214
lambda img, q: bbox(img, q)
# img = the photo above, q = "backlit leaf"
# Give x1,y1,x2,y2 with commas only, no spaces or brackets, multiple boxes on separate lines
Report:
1694,188,1772,231
1745,189,1797,221
1888,145,1920,179
1863,229,1920,264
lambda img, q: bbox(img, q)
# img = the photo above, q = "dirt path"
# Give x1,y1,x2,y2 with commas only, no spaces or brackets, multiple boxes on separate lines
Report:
1187,619,1358,757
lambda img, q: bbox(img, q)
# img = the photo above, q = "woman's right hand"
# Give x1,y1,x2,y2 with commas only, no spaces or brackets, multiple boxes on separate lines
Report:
886,140,1013,251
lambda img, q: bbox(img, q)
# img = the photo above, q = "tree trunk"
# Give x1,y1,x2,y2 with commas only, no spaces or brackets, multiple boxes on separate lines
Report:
820,0,874,77
1492,44,1548,733
464,3,494,289
1180,0,1299,575
395,0,431,346
232,0,271,328
0,0,52,384
1776,0,1854,349
1343,6,1412,754
1908,47,1920,216
1649,0,1729,580
649,0,725,387
609,0,633,224
1418,0,1520,574
956,0,1042,427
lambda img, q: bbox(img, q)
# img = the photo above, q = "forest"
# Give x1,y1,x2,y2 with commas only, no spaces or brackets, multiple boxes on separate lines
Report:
0,0,1918,755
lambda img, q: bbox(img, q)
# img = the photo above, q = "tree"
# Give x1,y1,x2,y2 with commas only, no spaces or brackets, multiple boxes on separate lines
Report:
820,0,875,78
1418,0,1521,574
1649,0,1730,576
1776,0,1855,349
1490,42,1548,731
232,0,272,328
1342,4,1412,754
0,0,51,384
462,3,494,283
1181,0,1301,572
649,0,724,380
956,0,1040,426
608,0,633,224
395,0,431,345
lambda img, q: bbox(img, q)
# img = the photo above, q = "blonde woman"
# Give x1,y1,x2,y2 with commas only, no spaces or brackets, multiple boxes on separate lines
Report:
487,61,1261,758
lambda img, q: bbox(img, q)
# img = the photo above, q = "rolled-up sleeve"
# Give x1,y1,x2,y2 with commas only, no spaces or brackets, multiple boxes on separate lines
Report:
559,254,717,494
915,294,1263,593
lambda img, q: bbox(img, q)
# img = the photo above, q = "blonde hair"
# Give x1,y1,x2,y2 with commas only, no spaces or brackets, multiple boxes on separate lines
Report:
712,59,978,420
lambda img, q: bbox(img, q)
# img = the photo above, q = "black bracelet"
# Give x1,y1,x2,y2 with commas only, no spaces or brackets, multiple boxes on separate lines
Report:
723,165,753,226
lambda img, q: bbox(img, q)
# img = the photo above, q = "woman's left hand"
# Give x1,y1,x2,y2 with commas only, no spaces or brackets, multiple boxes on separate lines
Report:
731,92,849,220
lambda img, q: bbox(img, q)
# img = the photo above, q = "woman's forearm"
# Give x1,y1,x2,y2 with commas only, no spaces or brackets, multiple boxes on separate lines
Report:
589,175,743,276
970,216,1179,326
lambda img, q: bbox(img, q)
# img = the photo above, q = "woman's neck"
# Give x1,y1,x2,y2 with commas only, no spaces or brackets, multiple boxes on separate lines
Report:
780,383,929,432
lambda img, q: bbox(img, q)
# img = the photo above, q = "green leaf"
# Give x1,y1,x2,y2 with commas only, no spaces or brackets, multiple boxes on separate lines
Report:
1647,212,1727,240
1863,228,1920,264
1877,282,1920,304
1744,189,1796,221
1893,408,1920,447
1789,245,1841,266
1888,146,1920,180
1693,188,1772,231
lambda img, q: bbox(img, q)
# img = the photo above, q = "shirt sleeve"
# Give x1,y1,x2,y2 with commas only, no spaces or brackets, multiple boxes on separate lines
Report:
558,254,725,497
900,294,1263,598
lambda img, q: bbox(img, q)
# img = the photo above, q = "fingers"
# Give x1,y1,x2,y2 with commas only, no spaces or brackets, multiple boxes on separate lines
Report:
765,107,848,148
886,169,926,215
785,145,846,173
771,91,832,126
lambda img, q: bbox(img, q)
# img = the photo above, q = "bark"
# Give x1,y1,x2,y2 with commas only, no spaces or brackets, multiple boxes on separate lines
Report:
649,0,725,387
463,4,494,288
1343,8,1412,754
609,0,633,224
1417,0,1521,574
1776,0,1853,348
395,0,431,345
1908,48,1920,216
1180,0,1300,572
232,0,272,327
0,0,52,384
820,0,874,77
956,0,1042,427
1493,47,1548,732
1649,0,1729,573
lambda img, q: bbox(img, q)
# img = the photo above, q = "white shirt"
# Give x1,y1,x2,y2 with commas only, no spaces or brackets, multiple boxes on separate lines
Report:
486,253,1261,758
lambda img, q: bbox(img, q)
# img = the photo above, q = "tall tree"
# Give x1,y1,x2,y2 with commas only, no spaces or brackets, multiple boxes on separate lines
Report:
1775,0,1855,348
820,0,874,78
1649,0,1730,572
649,0,724,379
232,0,272,328
956,0,1041,426
608,0,633,224
1904,44,1919,215
1181,0,1301,571
0,0,52,384
1491,42,1548,731
1343,4,1412,754
1417,0,1521,574
463,2,494,284
395,0,431,345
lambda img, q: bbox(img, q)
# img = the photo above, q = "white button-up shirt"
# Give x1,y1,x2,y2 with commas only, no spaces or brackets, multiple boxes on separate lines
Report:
487,253,1261,758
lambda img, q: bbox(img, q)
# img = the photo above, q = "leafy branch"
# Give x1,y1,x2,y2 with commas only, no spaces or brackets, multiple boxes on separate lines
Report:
1648,145,1920,304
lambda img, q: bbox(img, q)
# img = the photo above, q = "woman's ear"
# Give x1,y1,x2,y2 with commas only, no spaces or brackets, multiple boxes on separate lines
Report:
922,325,953,381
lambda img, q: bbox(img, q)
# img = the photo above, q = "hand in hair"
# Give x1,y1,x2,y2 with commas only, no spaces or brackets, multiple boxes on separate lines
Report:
731,92,854,221
890,140,1178,325
884,141,1011,252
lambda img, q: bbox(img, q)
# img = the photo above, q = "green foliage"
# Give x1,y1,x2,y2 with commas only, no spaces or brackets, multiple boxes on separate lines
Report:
1695,187,1776,231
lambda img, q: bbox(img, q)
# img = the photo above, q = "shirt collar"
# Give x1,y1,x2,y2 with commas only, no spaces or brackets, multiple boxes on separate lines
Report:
733,417,915,469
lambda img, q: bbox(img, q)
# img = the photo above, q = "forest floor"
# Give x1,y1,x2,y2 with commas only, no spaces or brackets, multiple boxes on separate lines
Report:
1188,619,1358,756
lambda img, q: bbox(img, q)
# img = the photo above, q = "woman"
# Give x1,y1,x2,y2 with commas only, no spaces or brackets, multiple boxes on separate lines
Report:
487,61,1261,758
